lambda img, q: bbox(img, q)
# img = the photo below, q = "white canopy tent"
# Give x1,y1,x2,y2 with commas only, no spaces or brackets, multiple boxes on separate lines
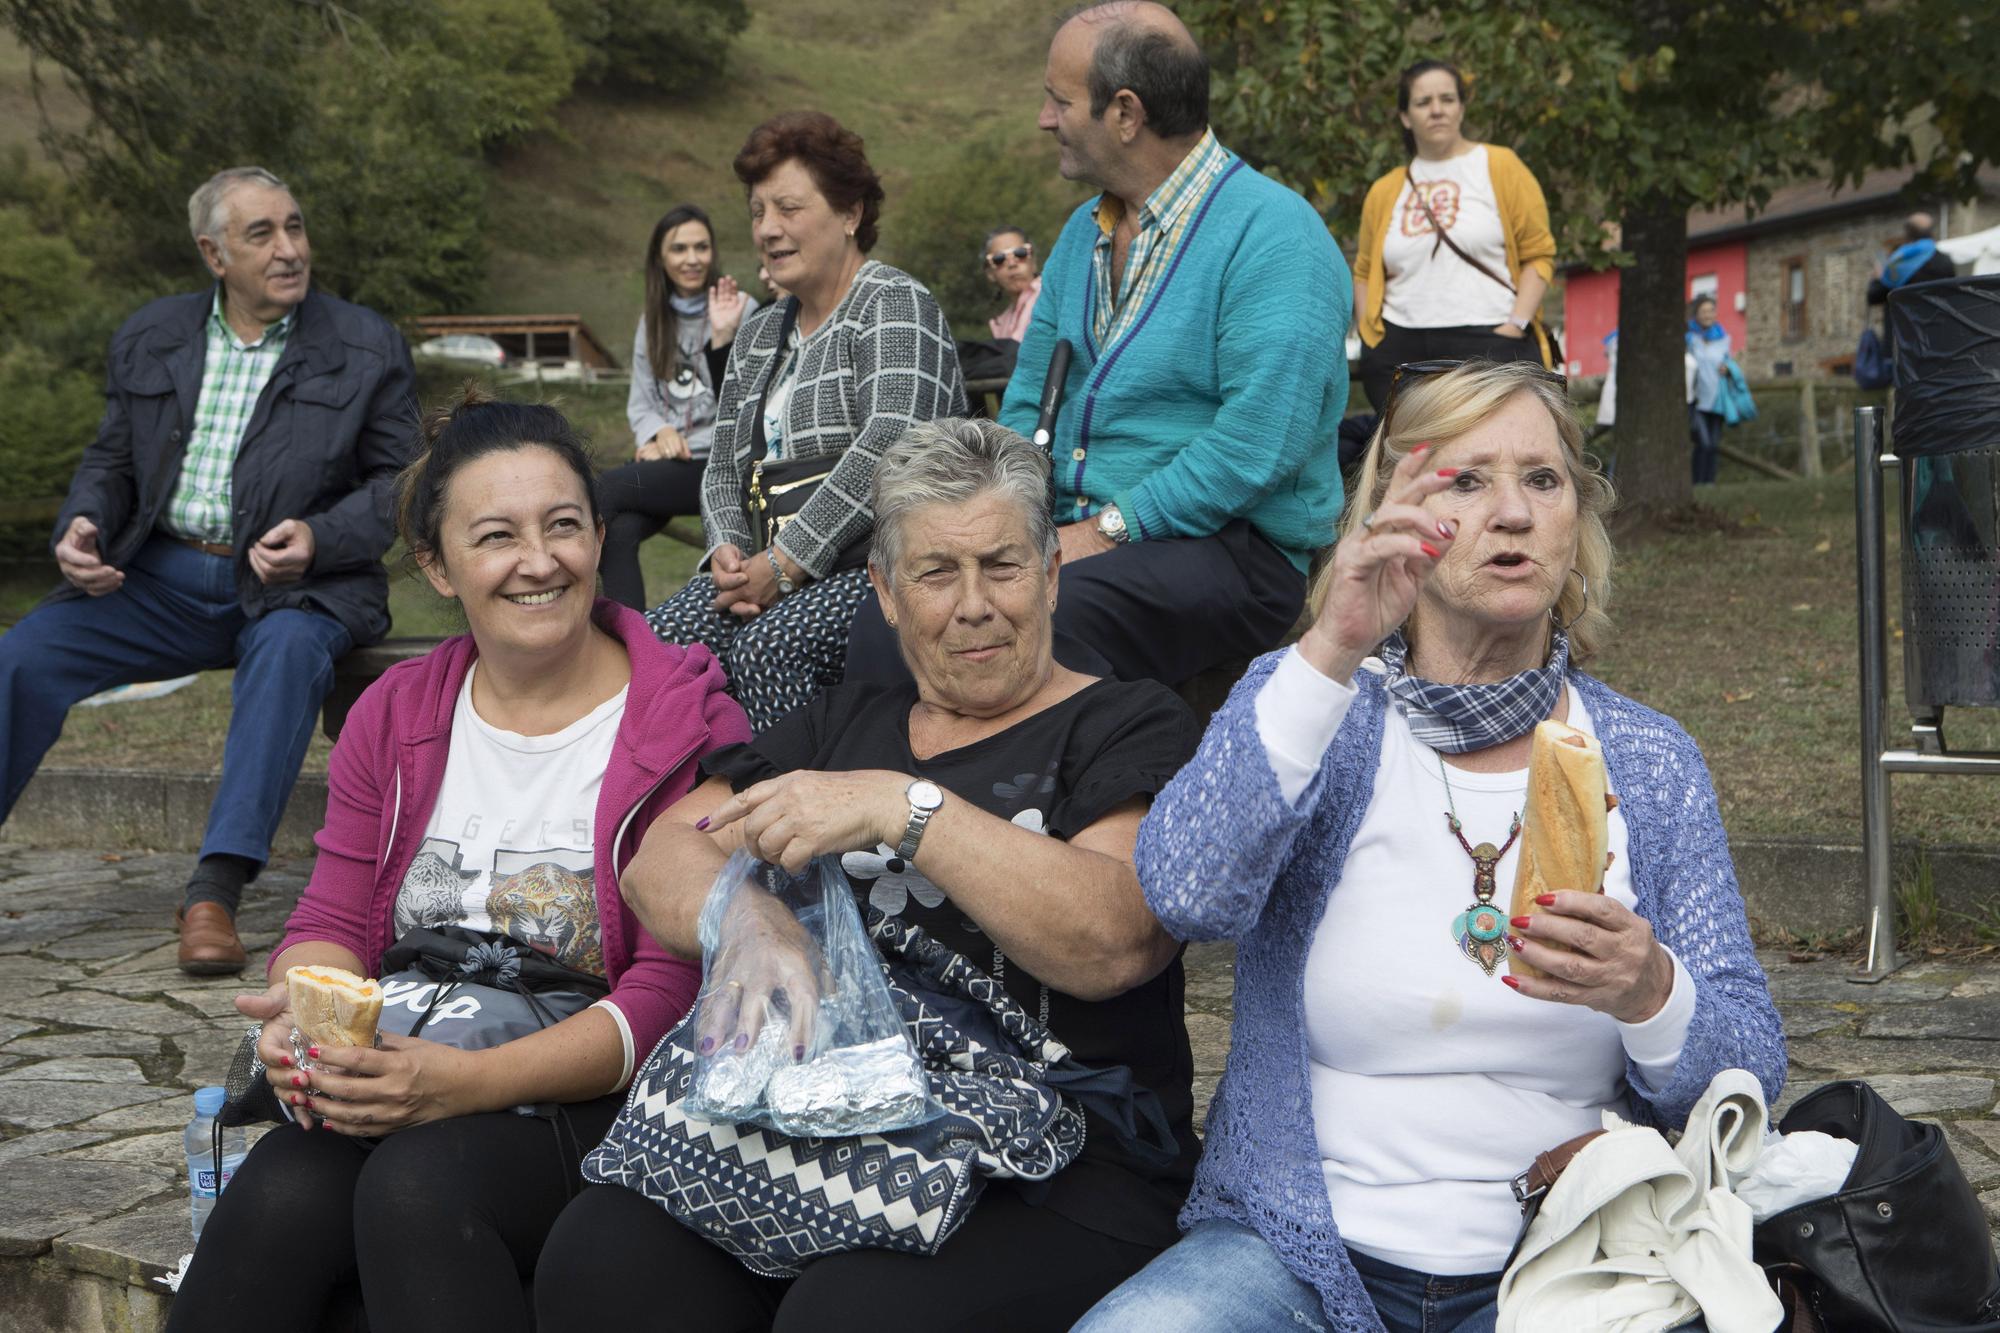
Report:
1939,223,2000,276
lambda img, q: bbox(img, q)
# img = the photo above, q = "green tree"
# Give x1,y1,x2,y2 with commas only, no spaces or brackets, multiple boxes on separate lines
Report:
3,0,583,321
1181,0,1997,520
552,0,751,90
883,131,1089,340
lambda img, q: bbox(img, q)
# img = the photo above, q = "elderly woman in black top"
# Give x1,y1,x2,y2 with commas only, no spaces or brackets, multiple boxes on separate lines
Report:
645,111,965,730
538,418,1201,1332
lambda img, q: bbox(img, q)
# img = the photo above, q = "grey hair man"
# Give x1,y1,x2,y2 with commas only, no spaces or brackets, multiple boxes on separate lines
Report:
1869,208,1958,308
847,1,1350,692
0,165,417,973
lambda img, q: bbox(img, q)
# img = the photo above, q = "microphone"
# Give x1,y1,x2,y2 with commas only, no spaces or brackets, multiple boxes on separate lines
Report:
1032,339,1074,452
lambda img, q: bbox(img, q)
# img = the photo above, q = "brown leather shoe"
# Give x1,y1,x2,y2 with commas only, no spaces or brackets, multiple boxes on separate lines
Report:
177,903,247,976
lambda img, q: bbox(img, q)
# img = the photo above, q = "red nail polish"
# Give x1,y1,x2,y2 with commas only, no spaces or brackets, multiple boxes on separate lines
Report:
1420,541,1441,558
1412,443,1431,455
695,816,711,831
1507,935,1526,951
290,1074,304,1088
1436,467,1460,478
308,1046,321,1060
279,1055,292,1068
1501,975,1521,990
1437,521,1455,539
1534,894,1557,907
1510,915,1533,930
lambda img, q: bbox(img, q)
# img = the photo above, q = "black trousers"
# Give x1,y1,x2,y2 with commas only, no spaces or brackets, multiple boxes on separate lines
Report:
165,1098,619,1333
534,1179,1164,1333
842,519,1305,688
596,457,707,610
1359,319,1545,412
1689,406,1725,485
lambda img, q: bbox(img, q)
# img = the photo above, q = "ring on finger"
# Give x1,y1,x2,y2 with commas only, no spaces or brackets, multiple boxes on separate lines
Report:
1360,511,1378,531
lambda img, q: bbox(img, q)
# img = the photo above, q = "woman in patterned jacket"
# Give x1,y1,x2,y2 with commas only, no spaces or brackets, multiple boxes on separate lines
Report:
646,111,966,731
1077,360,1784,1333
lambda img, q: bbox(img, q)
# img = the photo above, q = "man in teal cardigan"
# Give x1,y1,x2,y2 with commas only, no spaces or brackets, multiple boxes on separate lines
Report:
847,1,1349,686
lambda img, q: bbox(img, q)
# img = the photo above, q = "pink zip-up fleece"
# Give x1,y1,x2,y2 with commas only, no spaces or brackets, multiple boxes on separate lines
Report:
277,598,750,1076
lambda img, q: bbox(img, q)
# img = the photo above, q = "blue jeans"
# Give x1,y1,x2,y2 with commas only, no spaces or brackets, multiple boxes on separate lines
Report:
1073,1219,1500,1333
0,536,351,867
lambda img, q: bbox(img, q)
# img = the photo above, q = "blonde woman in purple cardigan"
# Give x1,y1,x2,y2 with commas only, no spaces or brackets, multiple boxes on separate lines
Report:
1078,360,1784,1333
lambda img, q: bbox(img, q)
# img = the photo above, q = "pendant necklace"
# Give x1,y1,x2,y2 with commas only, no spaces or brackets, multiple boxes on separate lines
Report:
1438,751,1521,976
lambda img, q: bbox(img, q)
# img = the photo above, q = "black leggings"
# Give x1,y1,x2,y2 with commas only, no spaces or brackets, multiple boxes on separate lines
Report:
597,457,707,610
165,1098,619,1333
1359,319,1546,412
534,1180,1164,1333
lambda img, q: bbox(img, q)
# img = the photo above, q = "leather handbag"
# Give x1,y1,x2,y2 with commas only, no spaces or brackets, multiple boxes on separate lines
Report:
1753,1079,2000,1333
741,297,870,574
582,909,1174,1277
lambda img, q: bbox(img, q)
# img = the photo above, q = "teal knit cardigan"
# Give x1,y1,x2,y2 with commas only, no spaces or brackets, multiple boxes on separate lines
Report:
998,153,1351,572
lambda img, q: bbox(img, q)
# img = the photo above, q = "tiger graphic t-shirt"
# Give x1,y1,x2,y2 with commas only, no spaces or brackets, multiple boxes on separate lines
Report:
392,664,627,977
1379,143,1515,331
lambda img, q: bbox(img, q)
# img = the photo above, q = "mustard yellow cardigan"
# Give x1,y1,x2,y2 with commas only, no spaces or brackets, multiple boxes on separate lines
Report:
1351,143,1556,348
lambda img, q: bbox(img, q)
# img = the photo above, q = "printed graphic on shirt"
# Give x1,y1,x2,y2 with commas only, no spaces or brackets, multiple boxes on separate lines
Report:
489,849,602,976
1401,179,1461,236
392,837,602,976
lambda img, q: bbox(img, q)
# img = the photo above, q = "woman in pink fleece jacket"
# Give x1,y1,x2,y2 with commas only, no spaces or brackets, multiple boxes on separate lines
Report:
168,390,749,1333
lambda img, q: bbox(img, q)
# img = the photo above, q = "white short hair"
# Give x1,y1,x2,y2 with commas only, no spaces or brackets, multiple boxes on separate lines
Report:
870,419,1056,571
187,166,292,256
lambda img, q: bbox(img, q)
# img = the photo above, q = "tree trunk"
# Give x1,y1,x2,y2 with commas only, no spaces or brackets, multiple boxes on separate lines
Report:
1613,191,1693,522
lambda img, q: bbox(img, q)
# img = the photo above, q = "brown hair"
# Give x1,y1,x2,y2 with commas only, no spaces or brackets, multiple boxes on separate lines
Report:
733,111,884,253
397,384,599,568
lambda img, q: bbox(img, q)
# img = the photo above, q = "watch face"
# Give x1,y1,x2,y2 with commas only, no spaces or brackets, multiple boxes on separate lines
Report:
907,780,945,811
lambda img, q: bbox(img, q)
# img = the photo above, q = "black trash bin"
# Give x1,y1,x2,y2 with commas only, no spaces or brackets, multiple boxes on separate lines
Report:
1887,274,2000,708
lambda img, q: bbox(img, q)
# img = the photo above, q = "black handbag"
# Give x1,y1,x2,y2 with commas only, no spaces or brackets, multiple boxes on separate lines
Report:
1753,1079,2000,1332
742,297,870,574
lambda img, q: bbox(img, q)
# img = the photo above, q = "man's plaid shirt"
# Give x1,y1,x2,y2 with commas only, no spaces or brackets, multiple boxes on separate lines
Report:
163,289,294,544
1088,128,1233,349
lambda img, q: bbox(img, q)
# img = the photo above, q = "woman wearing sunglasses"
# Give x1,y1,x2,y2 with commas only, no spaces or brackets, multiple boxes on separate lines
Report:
1077,359,1782,1333
1351,59,1558,411
983,226,1042,344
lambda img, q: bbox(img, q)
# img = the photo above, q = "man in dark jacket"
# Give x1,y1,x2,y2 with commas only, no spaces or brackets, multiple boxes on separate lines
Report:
0,166,416,974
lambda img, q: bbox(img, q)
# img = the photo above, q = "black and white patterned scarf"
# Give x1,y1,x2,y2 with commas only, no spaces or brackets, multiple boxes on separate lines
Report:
1377,628,1570,754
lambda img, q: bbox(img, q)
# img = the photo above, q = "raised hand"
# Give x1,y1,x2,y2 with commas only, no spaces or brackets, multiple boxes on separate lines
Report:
709,276,748,347
1295,442,1461,681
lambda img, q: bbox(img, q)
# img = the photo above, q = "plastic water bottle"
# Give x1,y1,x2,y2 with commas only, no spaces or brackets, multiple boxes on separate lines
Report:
184,1086,246,1241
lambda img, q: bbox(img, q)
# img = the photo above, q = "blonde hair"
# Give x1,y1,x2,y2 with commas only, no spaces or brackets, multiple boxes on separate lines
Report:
1323,361,1616,660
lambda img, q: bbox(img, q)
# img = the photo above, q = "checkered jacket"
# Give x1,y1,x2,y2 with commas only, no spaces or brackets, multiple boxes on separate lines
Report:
699,262,966,579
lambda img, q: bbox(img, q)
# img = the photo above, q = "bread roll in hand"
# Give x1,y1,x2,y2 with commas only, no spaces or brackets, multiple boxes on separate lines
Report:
286,965,383,1051
1507,721,1617,981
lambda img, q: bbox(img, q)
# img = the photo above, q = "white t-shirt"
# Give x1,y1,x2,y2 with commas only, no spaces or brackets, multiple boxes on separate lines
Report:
1380,145,1517,330
393,665,628,980
1254,648,1695,1275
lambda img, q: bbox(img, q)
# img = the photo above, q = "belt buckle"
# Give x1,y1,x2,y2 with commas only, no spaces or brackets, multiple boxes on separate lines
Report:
1510,1169,1544,1210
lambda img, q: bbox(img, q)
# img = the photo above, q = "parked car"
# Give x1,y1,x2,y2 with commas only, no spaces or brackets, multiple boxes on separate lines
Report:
415,334,508,368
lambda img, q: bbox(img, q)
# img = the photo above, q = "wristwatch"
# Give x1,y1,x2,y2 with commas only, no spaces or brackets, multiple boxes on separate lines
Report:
765,548,796,598
1095,504,1130,544
895,780,945,861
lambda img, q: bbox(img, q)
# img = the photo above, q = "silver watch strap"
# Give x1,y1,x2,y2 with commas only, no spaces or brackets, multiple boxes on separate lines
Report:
895,804,935,861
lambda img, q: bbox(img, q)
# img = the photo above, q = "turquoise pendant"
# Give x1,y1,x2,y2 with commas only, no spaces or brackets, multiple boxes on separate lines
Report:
1450,900,1509,976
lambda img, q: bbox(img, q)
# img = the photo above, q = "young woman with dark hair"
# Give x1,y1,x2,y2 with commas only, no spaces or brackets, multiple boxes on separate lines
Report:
602,205,760,609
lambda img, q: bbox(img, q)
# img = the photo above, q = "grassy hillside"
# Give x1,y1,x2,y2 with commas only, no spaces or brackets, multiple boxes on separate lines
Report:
482,0,1078,360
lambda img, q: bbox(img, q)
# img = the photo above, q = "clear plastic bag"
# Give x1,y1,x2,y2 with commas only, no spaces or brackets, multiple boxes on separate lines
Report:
685,850,934,1135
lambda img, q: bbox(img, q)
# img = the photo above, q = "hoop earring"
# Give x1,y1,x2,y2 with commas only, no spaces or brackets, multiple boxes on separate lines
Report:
1552,569,1589,632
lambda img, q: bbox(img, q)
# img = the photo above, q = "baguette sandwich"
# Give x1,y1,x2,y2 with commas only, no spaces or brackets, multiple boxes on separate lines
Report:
1507,720,1617,981
286,964,383,1051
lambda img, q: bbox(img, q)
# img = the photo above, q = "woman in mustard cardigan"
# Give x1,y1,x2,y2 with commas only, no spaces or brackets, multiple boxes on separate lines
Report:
1353,59,1558,410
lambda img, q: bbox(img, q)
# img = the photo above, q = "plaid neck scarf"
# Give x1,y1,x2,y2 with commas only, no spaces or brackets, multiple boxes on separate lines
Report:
1377,627,1570,754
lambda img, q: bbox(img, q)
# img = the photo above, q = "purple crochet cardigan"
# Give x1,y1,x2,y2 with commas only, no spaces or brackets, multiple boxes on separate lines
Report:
1136,651,1786,1332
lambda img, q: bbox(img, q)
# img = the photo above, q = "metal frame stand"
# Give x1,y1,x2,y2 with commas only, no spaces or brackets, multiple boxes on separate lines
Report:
1852,405,2000,982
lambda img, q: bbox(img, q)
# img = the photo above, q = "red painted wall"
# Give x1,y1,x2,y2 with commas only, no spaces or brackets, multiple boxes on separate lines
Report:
1561,241,1749,377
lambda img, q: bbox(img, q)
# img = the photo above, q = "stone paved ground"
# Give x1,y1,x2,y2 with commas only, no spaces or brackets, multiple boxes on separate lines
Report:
1,849,1998,1330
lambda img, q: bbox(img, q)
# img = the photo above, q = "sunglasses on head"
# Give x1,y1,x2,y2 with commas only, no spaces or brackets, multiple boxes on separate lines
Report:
985,244,1033,268
1379,358,1568,440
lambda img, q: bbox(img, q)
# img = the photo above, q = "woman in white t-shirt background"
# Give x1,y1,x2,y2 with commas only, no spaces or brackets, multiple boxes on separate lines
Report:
168,388,751,1331
1352,59,1560,411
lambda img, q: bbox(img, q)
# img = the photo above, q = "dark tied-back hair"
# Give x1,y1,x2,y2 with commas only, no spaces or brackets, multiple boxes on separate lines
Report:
1397,57,1468,157
734,111,885,254
397,384,599,566
643,203,716,385
1081,10,1208,137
